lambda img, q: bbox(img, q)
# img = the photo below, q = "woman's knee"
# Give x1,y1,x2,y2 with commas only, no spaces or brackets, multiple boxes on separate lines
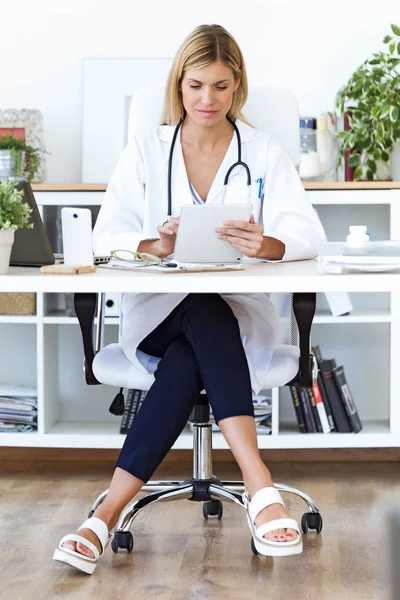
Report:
157,338,200,375
184,294,237,326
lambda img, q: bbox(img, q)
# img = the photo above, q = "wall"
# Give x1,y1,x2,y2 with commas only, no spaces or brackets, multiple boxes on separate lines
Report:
1,0,399,182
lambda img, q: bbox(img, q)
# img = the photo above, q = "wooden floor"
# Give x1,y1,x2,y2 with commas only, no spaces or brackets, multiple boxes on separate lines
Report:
0,459,398,600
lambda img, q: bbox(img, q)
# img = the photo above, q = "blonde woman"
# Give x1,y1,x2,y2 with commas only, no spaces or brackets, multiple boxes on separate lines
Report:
53,24,324,574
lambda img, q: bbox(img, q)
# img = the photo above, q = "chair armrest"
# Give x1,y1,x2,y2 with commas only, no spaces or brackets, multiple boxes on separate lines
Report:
74,292,105,385
289,292,317,388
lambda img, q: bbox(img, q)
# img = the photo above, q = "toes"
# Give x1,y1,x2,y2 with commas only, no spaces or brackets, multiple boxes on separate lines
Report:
62,541,76,552
263,528,286,542
76,543,94,558
285,528,298,541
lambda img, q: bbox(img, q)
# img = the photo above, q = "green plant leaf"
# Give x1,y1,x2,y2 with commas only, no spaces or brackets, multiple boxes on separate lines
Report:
0,180,33,231
348,153,361,167
398,42,400,55
373,149,381,160
390,42,396,54
381,150,390,161
367,160,377,173
383,35,392,43
353,166,363,180
391,24,400,36
368,59,380,65
390,106,399,122
366,168,374,180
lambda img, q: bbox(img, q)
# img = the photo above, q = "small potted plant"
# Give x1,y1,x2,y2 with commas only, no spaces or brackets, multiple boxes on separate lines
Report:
0,133,41,181
0,179,32,274
335,23,400,180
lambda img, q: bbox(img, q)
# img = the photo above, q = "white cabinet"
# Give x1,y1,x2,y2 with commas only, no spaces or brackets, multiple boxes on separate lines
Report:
1,184,400,450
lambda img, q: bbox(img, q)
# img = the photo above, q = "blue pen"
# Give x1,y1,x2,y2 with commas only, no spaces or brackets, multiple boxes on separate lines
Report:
256,178,263,199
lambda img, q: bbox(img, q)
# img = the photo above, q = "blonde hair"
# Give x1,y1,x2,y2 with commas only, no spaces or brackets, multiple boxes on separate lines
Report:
161,24,250,126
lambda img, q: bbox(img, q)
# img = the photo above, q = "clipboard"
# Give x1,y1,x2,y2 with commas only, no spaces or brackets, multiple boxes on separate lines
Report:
102,261,245,274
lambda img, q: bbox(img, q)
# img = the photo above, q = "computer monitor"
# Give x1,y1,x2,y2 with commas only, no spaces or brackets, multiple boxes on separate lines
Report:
7,177,55,267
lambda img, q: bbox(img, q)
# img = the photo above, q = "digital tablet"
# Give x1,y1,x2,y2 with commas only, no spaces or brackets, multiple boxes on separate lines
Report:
173,204,252,264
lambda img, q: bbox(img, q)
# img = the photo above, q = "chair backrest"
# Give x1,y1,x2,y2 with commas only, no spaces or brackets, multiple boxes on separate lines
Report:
125,87,305,379
128,86,301,167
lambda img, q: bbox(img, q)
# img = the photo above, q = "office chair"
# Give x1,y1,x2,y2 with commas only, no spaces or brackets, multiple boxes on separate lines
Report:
74,87,323,556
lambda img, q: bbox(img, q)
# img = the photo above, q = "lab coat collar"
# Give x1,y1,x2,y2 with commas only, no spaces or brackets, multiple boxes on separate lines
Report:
159,118,254,213
158,119,256,143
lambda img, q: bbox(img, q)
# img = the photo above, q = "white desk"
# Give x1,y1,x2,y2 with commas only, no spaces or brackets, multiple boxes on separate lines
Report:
3,259,400,293
1,259,400,450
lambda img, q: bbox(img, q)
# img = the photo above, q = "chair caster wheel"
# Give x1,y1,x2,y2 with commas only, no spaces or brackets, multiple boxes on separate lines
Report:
301,512,323,534
250,537,258,555
87,509,95,518
203,500,223,519
111,531,134,553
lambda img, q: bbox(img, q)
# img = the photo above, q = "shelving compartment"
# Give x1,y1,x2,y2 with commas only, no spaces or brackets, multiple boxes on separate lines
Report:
279,321,391,446
42,322,123,446
0,324,38,438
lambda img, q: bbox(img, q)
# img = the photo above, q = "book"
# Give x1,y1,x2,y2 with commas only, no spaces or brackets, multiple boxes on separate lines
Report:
125,390,146,432
0,412,37,423
312,346,337,432
306,387,323,433
119,389,134,434
319,359,352,432
289,386,306,433
332,366,363,433
312,381,331,433
299,387,316,433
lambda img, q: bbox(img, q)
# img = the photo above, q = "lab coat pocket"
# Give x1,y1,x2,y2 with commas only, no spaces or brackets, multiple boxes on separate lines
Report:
223,181,251,205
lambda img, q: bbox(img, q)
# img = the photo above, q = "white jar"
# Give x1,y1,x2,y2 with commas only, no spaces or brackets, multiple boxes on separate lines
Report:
346,225,370,247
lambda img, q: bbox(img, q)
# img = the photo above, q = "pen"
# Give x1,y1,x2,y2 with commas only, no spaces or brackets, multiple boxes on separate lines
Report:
256,178,263,199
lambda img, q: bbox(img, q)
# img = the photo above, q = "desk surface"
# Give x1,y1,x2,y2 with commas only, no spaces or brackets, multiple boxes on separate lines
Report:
2,260,400,293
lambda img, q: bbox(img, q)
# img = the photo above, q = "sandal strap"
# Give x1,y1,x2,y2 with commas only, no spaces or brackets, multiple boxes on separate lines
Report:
77,517,110,554
255,517,301,540
59,534,100,560
248,487,284,523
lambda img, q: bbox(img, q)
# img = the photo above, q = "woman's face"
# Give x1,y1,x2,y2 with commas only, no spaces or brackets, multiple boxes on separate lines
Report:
180,60,240,127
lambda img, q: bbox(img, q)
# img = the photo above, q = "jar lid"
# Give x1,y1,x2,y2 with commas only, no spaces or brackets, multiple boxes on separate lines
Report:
300,117,317,129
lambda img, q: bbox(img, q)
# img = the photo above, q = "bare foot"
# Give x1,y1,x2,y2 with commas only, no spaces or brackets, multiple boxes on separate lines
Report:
62,507,119,558
247,480,299,543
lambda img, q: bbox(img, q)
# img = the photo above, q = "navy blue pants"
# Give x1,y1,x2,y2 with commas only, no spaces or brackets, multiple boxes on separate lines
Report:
116,293,254,483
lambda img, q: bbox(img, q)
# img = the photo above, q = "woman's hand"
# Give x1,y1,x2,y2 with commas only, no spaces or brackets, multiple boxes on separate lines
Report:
216,214,265,258
156,216,180,257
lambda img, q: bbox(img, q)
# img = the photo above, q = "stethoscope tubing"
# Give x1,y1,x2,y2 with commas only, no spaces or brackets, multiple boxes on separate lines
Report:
167,116,252,217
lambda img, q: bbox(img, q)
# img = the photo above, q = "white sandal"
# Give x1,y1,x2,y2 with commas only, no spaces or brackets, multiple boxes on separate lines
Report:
52,516,114,574
243,487,303,557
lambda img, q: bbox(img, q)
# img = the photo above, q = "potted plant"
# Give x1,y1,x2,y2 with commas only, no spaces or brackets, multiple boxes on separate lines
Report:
0,133,41,181
0,179,32,274
335,23,400,180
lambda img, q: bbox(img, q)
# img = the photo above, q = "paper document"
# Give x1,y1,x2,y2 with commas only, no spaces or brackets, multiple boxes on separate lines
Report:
318,242,400,273
102,260,245,273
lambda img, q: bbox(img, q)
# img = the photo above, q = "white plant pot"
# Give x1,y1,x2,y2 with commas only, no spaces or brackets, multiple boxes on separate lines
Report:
391,142,400,181
0,230,15,274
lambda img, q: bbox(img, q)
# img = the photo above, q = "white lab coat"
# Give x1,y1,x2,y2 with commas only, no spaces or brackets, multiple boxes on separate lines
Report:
93,120,325,394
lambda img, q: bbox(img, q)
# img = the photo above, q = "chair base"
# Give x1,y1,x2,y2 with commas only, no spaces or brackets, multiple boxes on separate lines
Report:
87,422,323,552
88,476,322,551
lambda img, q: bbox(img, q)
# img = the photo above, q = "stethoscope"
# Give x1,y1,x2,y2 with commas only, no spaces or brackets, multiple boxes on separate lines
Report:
166,116,252,218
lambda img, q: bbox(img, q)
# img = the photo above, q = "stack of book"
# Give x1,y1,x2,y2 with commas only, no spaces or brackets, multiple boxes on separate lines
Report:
0,386,38,433
253,393,272,435
289,346,363,434
119,389,147,434
119,390,272,436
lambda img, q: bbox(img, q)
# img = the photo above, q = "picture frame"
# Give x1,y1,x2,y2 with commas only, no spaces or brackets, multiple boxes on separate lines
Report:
81,58,172,183
0,109,47,182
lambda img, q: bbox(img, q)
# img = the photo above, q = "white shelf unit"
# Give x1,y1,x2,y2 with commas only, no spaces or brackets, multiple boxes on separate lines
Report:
1,187,400,450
